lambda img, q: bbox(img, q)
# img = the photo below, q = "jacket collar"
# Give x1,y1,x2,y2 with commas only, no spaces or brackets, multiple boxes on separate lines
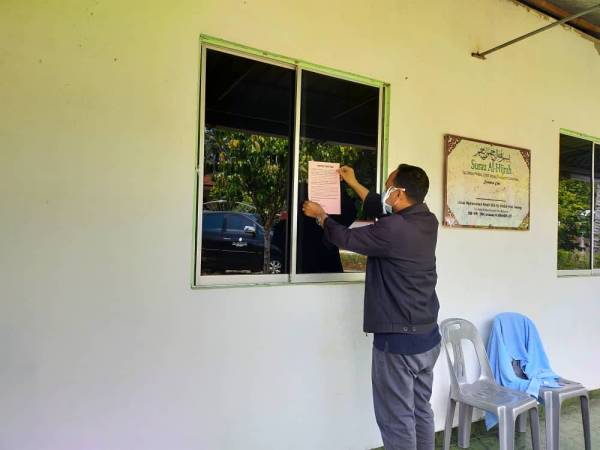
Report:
397,202,429,216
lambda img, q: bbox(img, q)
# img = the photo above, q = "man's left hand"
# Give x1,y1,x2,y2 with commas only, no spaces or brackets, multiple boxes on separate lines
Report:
302,200,325,218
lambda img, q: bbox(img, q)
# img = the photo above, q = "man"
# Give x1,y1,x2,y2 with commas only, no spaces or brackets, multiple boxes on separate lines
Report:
302,164,440,450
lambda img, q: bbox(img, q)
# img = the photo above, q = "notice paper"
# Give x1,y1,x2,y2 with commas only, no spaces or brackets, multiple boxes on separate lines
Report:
308,161,341,214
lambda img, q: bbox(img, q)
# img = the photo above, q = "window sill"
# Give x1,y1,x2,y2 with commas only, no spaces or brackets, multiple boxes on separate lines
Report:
191,276,366,290
557,270,600,278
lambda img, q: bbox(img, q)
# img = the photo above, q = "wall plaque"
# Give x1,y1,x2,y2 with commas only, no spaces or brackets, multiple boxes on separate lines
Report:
444,134,530,230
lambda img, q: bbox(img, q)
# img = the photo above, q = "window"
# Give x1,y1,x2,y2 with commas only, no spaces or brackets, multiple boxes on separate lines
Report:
295,71,379,279
557,132,600,274
194,40,387,286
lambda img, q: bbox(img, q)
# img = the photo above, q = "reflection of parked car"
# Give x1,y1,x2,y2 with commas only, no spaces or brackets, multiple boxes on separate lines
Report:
201,211,283,274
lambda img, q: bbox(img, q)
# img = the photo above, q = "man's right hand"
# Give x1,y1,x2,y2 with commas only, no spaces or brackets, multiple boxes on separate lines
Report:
339,166,358,186
339,165,369,202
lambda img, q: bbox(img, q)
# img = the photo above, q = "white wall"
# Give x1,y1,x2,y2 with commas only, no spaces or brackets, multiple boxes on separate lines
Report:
1,1,599,449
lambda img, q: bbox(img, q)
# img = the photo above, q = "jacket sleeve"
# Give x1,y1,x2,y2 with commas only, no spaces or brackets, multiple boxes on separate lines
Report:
334,182,358,227
363,191,383,219
323,216,395,257
321,182,358,249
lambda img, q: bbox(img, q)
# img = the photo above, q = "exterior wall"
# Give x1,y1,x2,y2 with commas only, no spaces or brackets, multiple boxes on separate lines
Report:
1,1,599,449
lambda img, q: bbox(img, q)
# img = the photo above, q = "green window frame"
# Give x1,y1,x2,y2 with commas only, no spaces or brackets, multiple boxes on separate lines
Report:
557,129,600,277
192,35,391,287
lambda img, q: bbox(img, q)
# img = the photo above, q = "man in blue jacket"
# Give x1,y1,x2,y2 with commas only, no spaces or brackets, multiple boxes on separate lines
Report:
303,164,440,450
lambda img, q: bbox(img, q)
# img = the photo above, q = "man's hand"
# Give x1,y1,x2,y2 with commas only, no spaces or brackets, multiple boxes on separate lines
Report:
339,165,369,202
302,200,326,218
339,166,358,185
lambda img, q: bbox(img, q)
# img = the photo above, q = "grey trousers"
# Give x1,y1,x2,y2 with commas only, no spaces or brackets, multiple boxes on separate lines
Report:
372,343,441,450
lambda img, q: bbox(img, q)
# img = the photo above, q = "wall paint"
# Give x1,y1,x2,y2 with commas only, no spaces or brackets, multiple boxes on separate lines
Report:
1,0,599,449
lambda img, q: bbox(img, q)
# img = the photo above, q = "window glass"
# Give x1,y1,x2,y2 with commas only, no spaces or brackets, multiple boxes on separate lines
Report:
296,70,379,274
200,49,294,275
195,46,385,284
557,134,593,270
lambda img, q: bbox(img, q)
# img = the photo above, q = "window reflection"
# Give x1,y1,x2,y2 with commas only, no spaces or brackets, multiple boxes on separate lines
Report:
197,50,384,279
296,71,379,274
201,50,294,275
557,135,593,270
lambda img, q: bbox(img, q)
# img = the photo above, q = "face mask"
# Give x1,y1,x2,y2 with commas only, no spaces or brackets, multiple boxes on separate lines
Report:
382,186,401,215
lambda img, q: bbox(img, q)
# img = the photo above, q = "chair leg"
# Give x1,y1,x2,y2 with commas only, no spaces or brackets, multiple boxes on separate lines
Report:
517,412,527,433
580,394,591,450
458,403,473,448
545,394,561,450
443,397,457,450
529,407,541,450
497,411,515,450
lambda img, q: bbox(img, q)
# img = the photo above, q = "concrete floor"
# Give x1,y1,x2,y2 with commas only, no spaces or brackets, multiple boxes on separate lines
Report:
373,393,598,449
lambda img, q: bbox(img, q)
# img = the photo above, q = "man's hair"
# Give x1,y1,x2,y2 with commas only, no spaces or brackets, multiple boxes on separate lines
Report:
393,164,429,203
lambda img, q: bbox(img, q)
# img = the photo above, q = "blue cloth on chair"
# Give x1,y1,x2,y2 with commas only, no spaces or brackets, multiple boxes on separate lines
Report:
485,312,560,429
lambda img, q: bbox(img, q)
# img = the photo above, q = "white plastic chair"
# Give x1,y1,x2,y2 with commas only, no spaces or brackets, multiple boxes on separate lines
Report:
491,312,594,450
440,318,541,450
516,380,591,450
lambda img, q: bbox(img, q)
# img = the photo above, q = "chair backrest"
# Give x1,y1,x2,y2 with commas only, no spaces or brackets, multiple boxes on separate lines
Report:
440,318,496,394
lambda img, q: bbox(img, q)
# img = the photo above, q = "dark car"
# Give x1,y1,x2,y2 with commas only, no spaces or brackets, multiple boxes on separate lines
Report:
201,211,284,274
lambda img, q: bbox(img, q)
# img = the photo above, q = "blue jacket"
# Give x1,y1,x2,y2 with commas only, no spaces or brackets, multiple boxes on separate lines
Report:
485,312,560,429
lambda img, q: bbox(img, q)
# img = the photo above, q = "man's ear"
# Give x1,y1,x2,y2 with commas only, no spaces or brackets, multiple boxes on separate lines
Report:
397,189,407,203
